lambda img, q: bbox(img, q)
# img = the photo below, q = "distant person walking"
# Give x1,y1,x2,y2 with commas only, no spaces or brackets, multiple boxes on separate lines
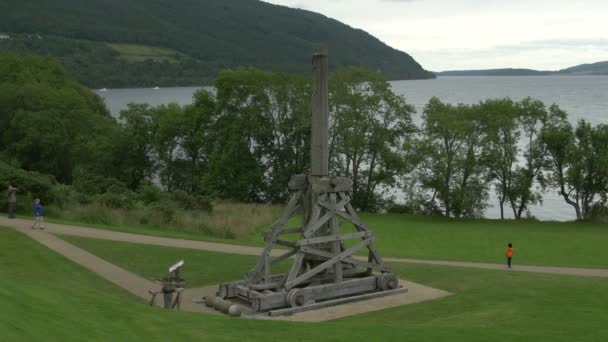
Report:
7,184,17,219
506,243,514,268
31,198,44,230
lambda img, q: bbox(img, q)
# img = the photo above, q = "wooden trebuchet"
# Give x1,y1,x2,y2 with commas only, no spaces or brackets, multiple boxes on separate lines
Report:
210,54,403,317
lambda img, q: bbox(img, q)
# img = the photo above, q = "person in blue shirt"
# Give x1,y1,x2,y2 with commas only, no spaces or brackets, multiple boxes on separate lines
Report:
31,198,44,230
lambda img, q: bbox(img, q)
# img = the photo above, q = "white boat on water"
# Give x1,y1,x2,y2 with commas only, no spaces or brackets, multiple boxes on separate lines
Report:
99,88,108,92
153,86,160,90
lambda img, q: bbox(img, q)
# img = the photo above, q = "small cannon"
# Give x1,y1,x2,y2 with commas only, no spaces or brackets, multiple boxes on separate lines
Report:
149,260,186,310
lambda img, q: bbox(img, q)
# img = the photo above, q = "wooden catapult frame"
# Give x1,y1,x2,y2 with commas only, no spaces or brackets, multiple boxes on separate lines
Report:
214,54,404,316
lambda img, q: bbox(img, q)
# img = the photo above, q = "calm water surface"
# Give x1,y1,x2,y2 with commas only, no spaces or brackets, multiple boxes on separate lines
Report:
95,76,608,221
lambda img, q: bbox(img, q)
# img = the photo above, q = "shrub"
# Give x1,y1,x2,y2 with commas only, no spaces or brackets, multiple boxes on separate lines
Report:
387,204,415,214
0,160,55,212
588,203,608,223
136,184,161,204
146,199,179,224
163,191,212,212
72,168,128,195
48,184,79,209
95,191,136,209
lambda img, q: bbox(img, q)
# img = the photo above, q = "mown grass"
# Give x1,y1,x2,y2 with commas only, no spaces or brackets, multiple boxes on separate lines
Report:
6,200,608,267
49,206,608,267
60,235,283,287
357,213,608,268
107,43,184,63
3,228,607,342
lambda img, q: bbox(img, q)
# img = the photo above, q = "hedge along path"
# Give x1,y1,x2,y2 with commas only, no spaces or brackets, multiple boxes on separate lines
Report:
1,218,451,322
2,217,608,279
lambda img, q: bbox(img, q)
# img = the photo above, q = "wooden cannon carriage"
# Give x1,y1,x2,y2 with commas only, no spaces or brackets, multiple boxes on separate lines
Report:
149,260,186,310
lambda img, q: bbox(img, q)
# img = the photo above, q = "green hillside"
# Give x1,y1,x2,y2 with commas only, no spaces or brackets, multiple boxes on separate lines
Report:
0,0,433,88
557,61,608,75
436,68,550,76
436,61,608,76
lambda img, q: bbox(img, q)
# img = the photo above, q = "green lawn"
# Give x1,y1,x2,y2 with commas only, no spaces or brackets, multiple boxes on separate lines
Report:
60,235,286,287
50,212,608,268
7,208,608,268
359,214,608,268
3,228,607,341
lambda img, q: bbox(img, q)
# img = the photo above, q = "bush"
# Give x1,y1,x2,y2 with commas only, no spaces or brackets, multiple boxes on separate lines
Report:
72,168,128,195
48,184,78,209
0,160,55,213
588,203,608,223
387,204,415,214
146,199,179,224
95,191,136,209
136,184,161,204
163,191,212,212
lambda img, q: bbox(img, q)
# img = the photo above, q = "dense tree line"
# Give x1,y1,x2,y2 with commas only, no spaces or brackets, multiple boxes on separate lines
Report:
0,0,433,88
406,98,608,220
1,53,606,221
0,34,217,88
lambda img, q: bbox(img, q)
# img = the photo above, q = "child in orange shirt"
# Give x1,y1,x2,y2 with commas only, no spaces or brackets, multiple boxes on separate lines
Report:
506,243,514,268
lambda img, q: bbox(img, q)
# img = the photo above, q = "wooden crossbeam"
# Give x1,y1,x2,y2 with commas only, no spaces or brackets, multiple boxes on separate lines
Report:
303,211,333,238
300,246,390,272
329,193,342,283
285,237,373,289
295,231,374,246
279,227,302,235
252,190,302,280
317,193,351,213
334,207,369,232
271,249,297,265
275,240,297,248
285,253,305,285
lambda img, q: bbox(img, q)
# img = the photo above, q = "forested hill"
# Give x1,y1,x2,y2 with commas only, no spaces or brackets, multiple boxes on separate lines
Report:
0,0,433,88
436,61,608,76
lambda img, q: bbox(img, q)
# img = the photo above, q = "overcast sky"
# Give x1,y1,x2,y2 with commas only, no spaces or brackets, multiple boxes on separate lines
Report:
262,0,608,71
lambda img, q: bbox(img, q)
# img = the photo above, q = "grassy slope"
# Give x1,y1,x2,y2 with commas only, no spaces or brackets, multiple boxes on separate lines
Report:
6,230,607,341
45,212,608,268
108,43,184,63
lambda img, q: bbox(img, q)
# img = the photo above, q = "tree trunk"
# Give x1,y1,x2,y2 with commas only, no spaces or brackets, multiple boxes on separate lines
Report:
510,199,518,218
557,163,582,220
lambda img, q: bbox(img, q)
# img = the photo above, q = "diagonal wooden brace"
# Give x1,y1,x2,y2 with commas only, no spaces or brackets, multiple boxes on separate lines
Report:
285,237,374,289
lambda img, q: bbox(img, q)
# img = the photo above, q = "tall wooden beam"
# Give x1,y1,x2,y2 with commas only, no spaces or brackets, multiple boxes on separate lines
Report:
311,53,329,176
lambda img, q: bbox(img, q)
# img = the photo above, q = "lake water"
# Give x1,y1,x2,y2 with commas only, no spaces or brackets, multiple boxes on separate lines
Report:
95,76,608,221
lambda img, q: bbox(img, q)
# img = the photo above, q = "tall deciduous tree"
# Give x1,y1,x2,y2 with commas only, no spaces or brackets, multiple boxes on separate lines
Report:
418,97,487,218
509,97,549,219
329,67,416,212
0,53,117,183
479,98,519,219
541,106,608,220
154,103,186,192
118,103,159,189
206,68,310,203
